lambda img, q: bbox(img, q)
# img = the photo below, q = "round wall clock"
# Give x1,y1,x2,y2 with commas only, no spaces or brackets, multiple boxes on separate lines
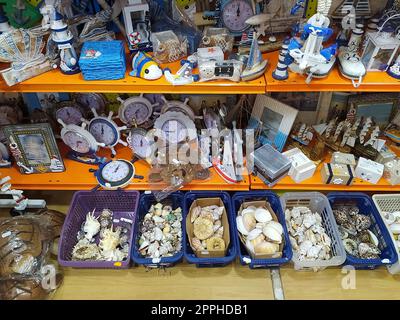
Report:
55,101,84,125
75,93,107,117
94,159,136,190
58,119,106,164
127,127,154,160
84,108,127,156
159,97,200,121
118,94,158,127
154,111,197,144
221,0,254,34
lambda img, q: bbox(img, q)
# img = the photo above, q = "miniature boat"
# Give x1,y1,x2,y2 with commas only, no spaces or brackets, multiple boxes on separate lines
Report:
213,134,238,184
241,33,268,81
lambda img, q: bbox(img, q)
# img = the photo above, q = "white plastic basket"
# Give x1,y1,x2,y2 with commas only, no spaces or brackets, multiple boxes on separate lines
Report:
372,194,400,274
280,192,346,271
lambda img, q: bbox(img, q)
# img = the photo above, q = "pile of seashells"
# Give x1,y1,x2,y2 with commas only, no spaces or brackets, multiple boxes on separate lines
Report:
333,206,381,259
138,203,182,259
190,205,225,252
285,207,333,261
381,211,400,250
236,205,283,256
72,209,131,261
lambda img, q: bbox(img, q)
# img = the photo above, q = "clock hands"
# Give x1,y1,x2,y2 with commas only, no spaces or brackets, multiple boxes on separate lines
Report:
236,3,241,16
114,165,120,173
101,125,104,135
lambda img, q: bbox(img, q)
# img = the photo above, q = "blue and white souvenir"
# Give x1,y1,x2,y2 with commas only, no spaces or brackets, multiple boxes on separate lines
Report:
130,51,163,80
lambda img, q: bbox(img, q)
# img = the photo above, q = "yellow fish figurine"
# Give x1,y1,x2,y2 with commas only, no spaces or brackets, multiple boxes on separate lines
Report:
130,52,163,80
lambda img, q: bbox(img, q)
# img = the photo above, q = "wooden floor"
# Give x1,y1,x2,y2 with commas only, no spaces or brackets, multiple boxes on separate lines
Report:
11,191,400,300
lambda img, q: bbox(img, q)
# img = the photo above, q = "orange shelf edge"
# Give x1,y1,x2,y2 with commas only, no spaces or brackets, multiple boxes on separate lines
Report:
0,145,249,191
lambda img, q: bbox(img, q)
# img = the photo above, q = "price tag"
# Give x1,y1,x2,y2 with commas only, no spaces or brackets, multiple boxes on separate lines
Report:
58,43,72,50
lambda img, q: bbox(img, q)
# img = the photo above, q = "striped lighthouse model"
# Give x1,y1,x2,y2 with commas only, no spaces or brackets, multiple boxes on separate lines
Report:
272,41,292,81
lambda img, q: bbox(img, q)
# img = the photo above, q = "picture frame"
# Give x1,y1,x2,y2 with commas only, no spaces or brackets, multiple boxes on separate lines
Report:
248,95,298,151
348,93,399,128
3,123,65,174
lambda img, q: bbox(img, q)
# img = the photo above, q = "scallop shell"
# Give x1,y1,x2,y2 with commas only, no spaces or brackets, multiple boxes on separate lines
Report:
190,206,202,223
263,225,282,244
236,216,249,236
242,212,256,232
390,223,400,235
191,237,204,251
250,234,265,247
193,217,214,240
254,241,279,255
241,208,255,217
265,221,283,235
247,228,263,241
254,208,272,223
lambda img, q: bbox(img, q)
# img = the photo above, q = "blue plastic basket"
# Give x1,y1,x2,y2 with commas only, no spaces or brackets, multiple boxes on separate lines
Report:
131,191,184,267
232,191,293,269
183,191,237,267
327,192,398,269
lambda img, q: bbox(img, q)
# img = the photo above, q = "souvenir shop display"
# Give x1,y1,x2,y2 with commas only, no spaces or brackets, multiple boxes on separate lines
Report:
186,198,229,258
197,46,224,65
321,163,355,186
79,40,126,80
163,58,199,85
282,148,316,183
240,32,268,81
383,160,400,186
385,110,400,144
355,157,384,184
4,123,65,174
236,201,284,258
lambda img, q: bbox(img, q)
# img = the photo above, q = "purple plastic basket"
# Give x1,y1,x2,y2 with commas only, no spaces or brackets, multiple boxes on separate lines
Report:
58,190,139,269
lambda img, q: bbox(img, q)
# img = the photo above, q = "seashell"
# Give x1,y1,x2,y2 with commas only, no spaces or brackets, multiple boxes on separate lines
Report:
164,206,172,212
298,240,313,256
354,214,371,232
247,206,257,211
255,222,265,229
214,226,224,238
154,203,163,210
193,217,214,240
306,245,322,259
265,221,283,235
199,211,214,222
358,242,381,259
367,230,379,246
285,209,291,221
241,208,255,217
83,210,100,240
318,245,331,260
250,234,265,248
333,209,349,225
343,238,358,256
72,240,101,261
320,233,332,247
390,223,400,235
243,212,256,231
213,220,221,232
236,216,249,236
338,226,349,239
383,212,396,225
245,238,255,254
144,213,152,220
254,208,272,223
171,220,181,229
254,241,279,255
153,216,164,224
289,236,299,250
191,237,204,251
147,241,160,255
263,225,282,244
302,213,317,229
154,227,163,241
206,237,225,251
201,240,207,248
99,226,120,253
163,225,171,234
191,206,202,223
248,228,263,240
341,221,357,235
139,239,150,250
304,229,317,245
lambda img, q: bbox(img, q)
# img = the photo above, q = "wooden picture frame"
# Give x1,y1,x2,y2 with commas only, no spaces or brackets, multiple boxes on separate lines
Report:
3,123,65,174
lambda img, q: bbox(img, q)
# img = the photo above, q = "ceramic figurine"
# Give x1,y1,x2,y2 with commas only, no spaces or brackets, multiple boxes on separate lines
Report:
0,4,12,34
130,51,163,80
387,54,400,79
288,0,337,83
241,32,268,81
272,41,292,80
164,58,199,85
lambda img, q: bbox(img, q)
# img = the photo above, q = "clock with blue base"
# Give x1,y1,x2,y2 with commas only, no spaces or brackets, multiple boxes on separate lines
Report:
58,119,106,165
89,159,144,190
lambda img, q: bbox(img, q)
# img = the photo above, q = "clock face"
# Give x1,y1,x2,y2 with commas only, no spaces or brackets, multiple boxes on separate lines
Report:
63,131,91,154
130,130,152,158
76,93,106,114
89,119,117,146
56,106,83,125
162,119,187,144
222,0,253,33
101,160,133,183
123,102,151,125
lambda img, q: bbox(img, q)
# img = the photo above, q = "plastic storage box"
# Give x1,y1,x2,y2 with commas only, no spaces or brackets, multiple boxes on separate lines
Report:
183,191,237,267
328,192,398,269
131,192,184,267
232,191,293,269
58,190,139,268
280,192,346,271
372,194,400,274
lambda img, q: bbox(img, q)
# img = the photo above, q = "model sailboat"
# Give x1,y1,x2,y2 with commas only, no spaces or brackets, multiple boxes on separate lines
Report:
241,32,268,81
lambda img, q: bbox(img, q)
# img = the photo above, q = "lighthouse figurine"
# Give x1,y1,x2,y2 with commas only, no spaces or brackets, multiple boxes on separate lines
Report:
50,12,80,75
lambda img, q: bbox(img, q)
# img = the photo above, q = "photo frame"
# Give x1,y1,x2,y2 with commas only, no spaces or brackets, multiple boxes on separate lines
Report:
248,95,298,151
348,93,399,128
3,123,65,174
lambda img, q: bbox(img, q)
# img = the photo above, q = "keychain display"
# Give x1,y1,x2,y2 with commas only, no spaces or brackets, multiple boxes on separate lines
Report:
58,119,106,164
84,108,128,156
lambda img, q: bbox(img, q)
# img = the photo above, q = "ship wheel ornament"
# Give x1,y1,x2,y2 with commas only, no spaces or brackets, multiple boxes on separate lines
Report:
82,108,127,156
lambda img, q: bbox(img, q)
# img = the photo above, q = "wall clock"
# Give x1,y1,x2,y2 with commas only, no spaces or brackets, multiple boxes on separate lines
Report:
154,111,197,145
127,127,154,161
118,94,158,127
91,159,138,190
58,119,106,164
84,108,128,156
74,93,107,118
159,97,200,122
220,0,254,35
55,101,84,126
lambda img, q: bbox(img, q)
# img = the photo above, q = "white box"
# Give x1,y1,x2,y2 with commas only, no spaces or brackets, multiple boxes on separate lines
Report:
384,160,400,185
331,152,356,166
283,148,316,183
197,46,224,65
355,157,384,184
375,147,397,164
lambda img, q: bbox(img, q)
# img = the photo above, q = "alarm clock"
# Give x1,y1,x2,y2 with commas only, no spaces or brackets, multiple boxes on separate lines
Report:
118,94,158,127
84,108,128,156
220,0,255,36
58,119,106,164
90,159,143,190
154,111,197,145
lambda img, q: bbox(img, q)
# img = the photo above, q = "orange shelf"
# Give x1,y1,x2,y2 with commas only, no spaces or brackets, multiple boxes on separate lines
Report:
250,161,397,192
265,51,400,92
0,145,249,191
0,60,266,94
